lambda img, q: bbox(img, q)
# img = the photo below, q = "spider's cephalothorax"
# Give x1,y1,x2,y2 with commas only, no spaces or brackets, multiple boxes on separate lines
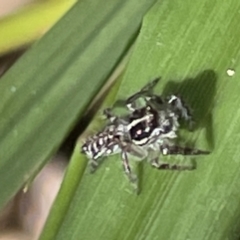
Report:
81,78,209,191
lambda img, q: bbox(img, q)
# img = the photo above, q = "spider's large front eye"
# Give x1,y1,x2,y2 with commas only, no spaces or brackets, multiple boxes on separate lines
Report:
130,122,150,141
128,105,159,145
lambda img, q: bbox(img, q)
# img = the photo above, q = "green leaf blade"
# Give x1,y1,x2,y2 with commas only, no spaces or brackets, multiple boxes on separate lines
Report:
41,0,240,239
0,0,156,209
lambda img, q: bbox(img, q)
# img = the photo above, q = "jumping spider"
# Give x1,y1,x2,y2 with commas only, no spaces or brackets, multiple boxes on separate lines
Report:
81,78,209,190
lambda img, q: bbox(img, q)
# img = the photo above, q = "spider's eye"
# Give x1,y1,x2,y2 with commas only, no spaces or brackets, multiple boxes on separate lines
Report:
130,122,150,141
129,106,159,145
132,123,146,137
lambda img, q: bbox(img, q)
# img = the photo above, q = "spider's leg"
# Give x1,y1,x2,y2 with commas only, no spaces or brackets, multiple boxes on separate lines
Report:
103,108,128,127
126,93,164,111
89,148,107,173
167,95,193,128
151,157,195,171
148,145,161,168
126,78,161,111
103,108,118,123
148,146,194,170
121,151,138,186
89,159,100,173
160,145,210,156
141,77,160,92
126,92,146,111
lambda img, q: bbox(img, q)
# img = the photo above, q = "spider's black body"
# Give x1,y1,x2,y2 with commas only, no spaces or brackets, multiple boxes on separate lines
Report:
128,105,159,145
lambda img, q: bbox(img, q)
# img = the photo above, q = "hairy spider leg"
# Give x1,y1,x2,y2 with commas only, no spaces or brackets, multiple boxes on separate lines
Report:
126,78,161,111
140,77,160,92
151,158,194,170
160,145,210,156
148,144,194,170
103,108,118,123
167,95,193,128
89,159,100,173
121,151,136,180
120,148,140,192
117,140,150,191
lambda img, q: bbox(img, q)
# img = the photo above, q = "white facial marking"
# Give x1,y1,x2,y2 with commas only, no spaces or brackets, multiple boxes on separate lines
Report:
168,95,177,103
127,114,153,131
133,138,148,145
145,127,150,132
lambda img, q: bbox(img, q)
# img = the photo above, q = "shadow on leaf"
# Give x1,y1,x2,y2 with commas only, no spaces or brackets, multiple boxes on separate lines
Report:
162,70,217,150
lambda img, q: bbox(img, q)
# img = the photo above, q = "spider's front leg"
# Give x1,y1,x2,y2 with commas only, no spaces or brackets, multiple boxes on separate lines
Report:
151,157,195,171
121,150,139,191
160,145,210,156
151,144,210,171
103,108,129,128
167,95,194,129
126,78,161,111
148,146,194,171
103,108,118,123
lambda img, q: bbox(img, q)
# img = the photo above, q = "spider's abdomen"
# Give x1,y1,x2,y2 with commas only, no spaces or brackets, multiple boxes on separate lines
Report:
81,126,121,160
